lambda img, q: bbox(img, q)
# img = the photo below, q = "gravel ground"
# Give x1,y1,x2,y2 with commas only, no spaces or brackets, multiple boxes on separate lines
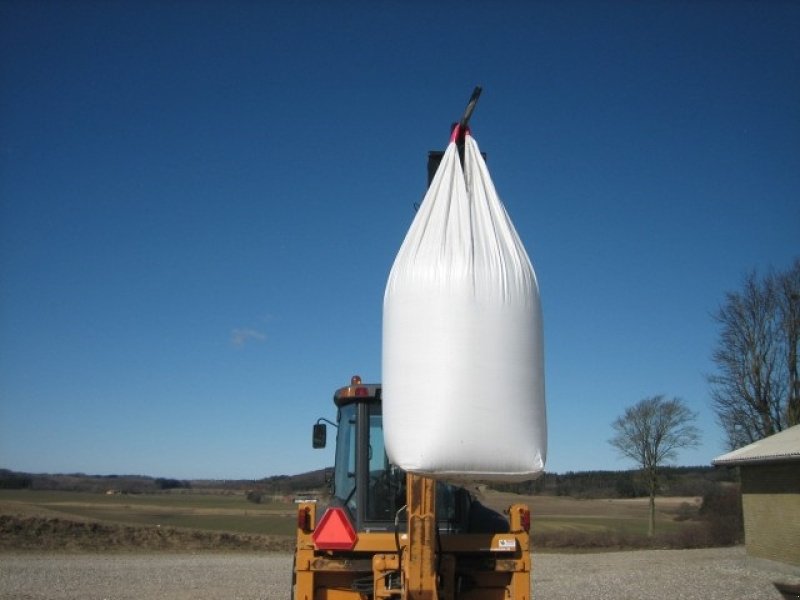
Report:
1,547,798,599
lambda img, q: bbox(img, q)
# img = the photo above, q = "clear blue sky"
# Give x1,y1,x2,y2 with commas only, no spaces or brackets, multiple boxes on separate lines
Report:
1,1,798,480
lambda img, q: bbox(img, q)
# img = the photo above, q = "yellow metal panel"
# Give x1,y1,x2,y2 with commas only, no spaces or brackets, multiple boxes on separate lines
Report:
313,588,365,600
352,532,401,553
310,558,373,572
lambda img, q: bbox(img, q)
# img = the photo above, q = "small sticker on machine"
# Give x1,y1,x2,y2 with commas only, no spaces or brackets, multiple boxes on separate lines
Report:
493,538,516,551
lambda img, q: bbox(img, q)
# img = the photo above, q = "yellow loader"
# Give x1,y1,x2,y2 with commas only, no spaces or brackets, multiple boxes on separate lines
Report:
291,376,532,600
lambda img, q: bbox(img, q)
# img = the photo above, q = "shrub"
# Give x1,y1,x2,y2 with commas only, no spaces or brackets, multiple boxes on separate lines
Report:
0,471,32,489
155,478,188,490
698,484,743,545
673,501,697,522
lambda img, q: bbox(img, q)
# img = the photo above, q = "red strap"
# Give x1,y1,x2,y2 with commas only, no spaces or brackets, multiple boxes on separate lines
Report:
450,124,471,143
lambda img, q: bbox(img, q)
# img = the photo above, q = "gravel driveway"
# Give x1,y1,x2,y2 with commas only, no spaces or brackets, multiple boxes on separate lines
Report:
1,547,797,599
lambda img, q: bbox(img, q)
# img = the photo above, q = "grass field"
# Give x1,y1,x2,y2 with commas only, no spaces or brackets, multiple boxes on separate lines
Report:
478,489,699,540
0,487,702,550
0,489,298,537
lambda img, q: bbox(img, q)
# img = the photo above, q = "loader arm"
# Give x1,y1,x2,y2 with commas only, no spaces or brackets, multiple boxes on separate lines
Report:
405,473,439,600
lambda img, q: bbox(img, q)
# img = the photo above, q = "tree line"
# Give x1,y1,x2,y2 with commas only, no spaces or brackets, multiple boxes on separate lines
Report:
491,465,736,498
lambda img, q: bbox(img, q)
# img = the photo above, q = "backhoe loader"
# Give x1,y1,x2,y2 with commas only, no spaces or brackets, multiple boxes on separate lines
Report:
291,376,532,600
291,90,533,599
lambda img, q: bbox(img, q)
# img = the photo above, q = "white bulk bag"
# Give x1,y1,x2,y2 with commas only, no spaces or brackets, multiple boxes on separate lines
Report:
382,133,546,482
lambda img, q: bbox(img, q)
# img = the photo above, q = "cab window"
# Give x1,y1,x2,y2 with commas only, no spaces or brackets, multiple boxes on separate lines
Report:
334,404,357,510
366,403,404,521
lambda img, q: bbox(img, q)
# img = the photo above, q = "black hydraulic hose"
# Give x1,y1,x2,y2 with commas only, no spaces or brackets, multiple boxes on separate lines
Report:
343,484,357,508
435,519,443,585
394,504,407,586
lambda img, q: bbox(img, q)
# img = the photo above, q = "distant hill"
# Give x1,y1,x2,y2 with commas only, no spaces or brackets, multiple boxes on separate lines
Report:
0,469,190,494
0,467,328,495
0,465,736,498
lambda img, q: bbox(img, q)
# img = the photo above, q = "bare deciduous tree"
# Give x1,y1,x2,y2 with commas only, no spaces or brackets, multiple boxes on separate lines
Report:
609,396,700,536
708,259,800,449
777,260,800,427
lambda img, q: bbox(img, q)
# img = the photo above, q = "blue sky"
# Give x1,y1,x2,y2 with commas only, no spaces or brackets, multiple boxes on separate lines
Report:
1,1,798,480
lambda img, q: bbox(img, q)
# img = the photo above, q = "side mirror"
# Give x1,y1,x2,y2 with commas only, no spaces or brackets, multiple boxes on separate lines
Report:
312,423,327,449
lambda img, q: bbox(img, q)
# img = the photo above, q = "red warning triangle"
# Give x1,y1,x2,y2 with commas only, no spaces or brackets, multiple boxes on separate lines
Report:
312,507,358,551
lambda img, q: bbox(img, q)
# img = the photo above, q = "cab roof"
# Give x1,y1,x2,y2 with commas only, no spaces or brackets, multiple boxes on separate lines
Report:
333,376,382,407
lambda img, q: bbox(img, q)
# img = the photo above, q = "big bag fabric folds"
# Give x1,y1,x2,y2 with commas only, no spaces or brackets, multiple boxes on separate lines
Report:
382,134,546,482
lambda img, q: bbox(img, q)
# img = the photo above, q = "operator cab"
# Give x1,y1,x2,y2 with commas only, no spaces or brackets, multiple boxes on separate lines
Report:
313,376,507,534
